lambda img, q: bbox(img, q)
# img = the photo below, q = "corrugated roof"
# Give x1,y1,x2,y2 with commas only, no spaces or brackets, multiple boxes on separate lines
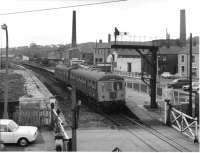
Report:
71,68,106,81
71,68,124,81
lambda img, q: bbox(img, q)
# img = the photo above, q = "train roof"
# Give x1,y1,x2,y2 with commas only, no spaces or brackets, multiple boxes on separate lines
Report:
55,64,78,71
71,68,124,81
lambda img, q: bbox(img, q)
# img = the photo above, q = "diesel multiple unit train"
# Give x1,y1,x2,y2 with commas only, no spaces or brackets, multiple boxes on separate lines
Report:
55,65,125,112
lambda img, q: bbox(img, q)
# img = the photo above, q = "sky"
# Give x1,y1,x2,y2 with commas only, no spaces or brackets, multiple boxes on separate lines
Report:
0,0,199,47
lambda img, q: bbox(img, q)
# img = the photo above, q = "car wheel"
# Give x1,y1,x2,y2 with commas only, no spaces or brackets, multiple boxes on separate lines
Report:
18,138,29,147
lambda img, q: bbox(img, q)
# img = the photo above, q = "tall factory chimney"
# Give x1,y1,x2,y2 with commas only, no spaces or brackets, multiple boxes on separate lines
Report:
108,34,111,43
71,10,77,48
180,9,186,46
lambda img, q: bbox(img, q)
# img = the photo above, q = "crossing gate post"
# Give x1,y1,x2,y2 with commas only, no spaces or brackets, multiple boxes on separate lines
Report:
55,133,63,151
165,99,172,126
194,117,199,143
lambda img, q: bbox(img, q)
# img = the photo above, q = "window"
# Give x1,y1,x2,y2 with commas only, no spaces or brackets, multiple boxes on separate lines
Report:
114,82,122,91
8,121,18,132
192,67,197,77
181,66,185,73
0,125,7,132
127,63,132,72
102,84,104,92
181,55,184,62
163,56,167,61
112,54,115,61
192,56,195,63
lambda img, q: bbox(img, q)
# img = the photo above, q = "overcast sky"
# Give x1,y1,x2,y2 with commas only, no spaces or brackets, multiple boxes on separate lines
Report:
0,0,199,47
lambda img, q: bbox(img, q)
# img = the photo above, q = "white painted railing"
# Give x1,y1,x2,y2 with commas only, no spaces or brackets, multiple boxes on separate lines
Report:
51,105,71,151
170,107,199,143
124,78,194,105
113,70,150,79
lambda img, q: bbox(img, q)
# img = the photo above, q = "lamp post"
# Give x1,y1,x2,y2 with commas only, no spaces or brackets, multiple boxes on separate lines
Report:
1,24,9,119
67,85,81,151
188,33,193,116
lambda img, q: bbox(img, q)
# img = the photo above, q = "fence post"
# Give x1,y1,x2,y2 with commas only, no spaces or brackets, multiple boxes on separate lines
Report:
181,112,183,132
178,91,180,104
62,138,68,151
55,133,63,151
194,117,199,143
165,99,171,126
50,103,54,129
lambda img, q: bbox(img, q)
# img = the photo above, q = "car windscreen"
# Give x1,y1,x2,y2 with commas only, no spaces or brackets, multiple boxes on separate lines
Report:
172,79,178,83
8,121,19,131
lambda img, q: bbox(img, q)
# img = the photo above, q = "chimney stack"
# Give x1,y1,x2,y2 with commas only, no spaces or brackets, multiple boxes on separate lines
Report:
71,10,77,48
108,34,111,43
180,9,186,46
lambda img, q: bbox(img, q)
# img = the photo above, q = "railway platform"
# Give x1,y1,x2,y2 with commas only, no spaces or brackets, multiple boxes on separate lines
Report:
125,88,199,152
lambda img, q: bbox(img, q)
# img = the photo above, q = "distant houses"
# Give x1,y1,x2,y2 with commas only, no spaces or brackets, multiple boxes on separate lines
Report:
13,37,197,80
92,37,199,79
111,49,142,73
177,45,199,78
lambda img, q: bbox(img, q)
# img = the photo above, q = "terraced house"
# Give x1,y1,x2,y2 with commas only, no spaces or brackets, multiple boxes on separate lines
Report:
178,43,199,79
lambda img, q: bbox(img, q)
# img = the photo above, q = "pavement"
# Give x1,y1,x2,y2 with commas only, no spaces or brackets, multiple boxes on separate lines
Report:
2,83,199,151
125,88,199,152
63,88,199,151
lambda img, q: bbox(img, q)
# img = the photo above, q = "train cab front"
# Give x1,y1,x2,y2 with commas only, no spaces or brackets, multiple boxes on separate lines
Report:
98,79,126,113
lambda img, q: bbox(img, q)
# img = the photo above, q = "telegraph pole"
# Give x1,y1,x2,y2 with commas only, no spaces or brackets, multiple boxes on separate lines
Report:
71,86,77,151
188,33,193,116
1,24,9,119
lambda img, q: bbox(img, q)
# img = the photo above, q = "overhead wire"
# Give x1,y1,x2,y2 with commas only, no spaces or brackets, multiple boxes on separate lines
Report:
0,0,127,16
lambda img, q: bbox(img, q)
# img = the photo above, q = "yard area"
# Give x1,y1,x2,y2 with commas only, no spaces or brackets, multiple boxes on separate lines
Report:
0,70,25,118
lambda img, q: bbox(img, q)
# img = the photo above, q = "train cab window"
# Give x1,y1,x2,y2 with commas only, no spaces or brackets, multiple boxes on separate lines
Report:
113,82,122,91
102,84,105,92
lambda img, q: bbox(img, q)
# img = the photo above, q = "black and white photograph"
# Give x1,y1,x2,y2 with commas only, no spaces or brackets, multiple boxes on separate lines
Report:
0,0,199,151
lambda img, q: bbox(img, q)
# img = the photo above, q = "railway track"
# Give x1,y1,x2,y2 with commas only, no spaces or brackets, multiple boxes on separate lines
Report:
22,63,193,152
100,111,192,152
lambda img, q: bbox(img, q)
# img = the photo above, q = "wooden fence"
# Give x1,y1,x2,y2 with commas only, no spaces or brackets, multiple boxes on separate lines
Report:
12,108,51,127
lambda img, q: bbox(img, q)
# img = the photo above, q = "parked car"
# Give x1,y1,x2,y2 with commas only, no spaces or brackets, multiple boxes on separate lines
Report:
170,73,181,79
182,82,199,92
161,72,173,79
168,79,190,89
0,119,38,146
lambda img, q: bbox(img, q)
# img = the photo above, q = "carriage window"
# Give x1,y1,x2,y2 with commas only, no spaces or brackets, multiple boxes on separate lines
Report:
92,81,95,86
114,82,122,90
92,81,96,89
